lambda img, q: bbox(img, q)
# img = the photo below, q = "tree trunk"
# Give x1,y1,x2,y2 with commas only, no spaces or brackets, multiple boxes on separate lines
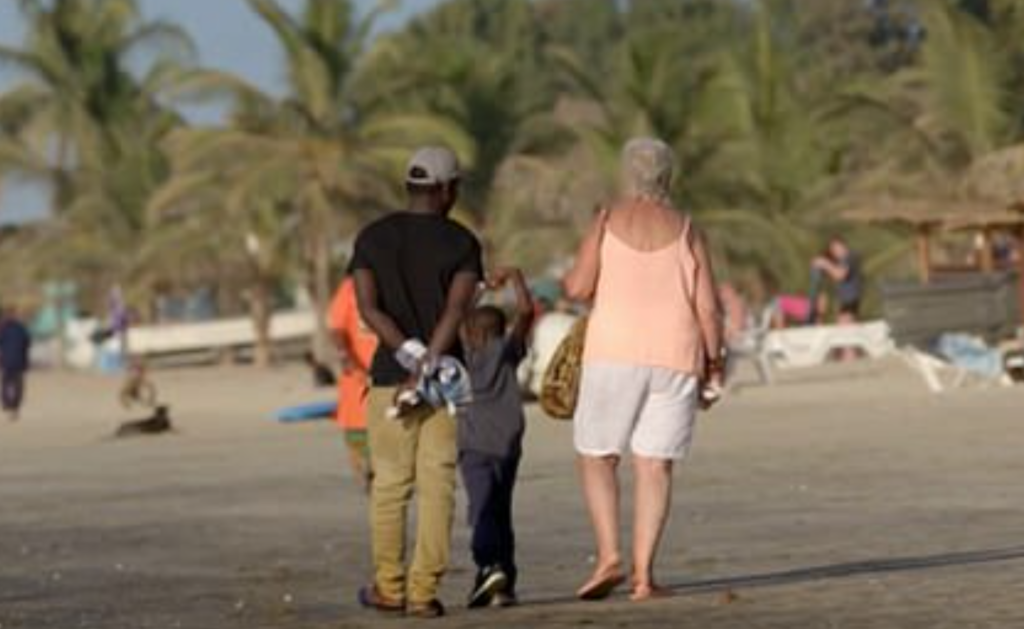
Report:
53,136,72,370
309,228,332,362
250,277,273,368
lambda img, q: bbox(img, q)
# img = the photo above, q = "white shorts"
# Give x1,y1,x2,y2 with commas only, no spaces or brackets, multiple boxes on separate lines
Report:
574,363,699,460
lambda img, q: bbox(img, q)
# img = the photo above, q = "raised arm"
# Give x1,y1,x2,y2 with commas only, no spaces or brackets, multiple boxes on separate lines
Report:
563,209,609,301
493,267,535,342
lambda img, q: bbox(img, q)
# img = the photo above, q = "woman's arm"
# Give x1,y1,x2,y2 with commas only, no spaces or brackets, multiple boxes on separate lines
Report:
691,228,725,378
563,209,609,301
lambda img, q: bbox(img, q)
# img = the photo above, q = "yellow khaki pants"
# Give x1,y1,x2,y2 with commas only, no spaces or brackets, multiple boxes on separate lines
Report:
367,387,457,604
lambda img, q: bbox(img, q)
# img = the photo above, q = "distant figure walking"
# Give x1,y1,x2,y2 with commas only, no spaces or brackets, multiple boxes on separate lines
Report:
351,146,482,618
0,306,32,421
328,275,379,491
564,138,725,602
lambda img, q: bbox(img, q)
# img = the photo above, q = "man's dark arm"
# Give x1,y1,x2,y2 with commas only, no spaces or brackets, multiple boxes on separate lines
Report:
353,268,407,352
427,271,479,359
814,257,850,282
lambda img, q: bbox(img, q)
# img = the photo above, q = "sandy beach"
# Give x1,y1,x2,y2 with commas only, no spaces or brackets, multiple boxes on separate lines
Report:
1,359,1022,629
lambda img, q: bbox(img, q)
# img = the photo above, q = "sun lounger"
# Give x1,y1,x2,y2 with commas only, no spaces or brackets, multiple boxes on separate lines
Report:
901,335,1013,393
763,321,894,369
727,306,775,386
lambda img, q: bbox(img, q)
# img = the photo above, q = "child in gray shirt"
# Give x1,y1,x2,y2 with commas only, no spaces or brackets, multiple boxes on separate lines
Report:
458,268,535,609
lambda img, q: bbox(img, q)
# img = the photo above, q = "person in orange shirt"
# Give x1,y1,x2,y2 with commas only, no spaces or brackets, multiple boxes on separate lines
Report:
329,275,379,491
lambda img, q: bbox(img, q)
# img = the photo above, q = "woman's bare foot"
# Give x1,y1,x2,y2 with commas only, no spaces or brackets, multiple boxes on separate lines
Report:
630,583,672,602
576,562,626,600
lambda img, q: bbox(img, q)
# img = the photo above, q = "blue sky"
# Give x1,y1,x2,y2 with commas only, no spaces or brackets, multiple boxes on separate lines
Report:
0,0,442,224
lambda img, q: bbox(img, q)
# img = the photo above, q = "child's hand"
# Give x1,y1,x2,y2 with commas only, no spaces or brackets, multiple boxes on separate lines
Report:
487,267,520,290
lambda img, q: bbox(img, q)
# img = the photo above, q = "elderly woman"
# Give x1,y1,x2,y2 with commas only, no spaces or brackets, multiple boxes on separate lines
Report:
564,138,724,601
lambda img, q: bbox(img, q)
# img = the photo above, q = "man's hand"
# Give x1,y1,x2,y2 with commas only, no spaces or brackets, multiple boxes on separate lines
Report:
395,338,428,373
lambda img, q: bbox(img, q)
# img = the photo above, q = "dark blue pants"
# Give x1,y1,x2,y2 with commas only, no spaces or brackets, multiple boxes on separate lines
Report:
459,449,520,591
1,370,24,412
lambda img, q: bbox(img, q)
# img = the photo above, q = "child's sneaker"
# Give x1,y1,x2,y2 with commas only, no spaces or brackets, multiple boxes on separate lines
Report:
467,566,508,609
490,590,519,608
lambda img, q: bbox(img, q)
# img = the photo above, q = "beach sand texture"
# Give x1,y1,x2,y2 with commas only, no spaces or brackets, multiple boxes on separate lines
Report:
1,360,1022,628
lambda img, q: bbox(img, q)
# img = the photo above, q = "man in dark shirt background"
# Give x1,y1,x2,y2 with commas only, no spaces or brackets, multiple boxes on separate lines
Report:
350,146,482,618
0,305,32,421
813,236,864,360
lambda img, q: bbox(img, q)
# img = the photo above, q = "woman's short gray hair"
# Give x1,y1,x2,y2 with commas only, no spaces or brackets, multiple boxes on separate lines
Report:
622,137,675,201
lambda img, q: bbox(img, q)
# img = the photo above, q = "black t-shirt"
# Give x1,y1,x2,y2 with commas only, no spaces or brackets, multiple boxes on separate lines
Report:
349,212,483,386
836,252,864,306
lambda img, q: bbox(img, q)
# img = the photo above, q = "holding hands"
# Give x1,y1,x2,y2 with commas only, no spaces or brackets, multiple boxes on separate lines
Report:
486,266,524,291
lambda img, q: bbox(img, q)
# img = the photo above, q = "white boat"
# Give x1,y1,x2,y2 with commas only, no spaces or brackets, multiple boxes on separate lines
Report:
64,310,317,369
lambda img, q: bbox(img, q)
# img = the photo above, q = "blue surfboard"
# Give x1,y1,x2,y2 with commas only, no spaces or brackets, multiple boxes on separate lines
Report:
275,400,337,423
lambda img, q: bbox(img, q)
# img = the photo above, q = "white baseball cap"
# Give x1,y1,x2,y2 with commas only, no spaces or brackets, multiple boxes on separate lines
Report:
406,146,460,185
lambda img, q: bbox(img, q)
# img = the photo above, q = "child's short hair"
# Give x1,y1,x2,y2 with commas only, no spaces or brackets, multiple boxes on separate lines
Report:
466,305,507,339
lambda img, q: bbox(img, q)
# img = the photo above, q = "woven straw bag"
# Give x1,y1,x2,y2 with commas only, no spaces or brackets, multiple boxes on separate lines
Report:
539,316,588,420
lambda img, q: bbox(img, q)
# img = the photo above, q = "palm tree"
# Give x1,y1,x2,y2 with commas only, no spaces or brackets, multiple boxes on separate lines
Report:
363,0,568,250
0,0,195,338
146,133,301,367
835,3,1014,185
159,0,465,363
550,4,819,288
0,0,192,191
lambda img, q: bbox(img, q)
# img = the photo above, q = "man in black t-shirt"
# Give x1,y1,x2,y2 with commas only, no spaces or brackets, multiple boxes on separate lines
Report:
350,146,482,618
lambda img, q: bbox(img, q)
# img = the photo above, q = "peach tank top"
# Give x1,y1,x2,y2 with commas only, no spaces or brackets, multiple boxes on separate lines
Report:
583,219,704,376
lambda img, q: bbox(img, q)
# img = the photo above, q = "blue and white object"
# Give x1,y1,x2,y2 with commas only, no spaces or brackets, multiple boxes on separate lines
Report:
275,400,337,423
387,356,472,419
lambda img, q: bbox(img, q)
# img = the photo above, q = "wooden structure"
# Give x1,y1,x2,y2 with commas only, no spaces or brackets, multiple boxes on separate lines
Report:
844,196,1024,283
844,195,1024,332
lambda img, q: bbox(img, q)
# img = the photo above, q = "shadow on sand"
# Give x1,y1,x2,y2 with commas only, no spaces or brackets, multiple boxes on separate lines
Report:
530,544,1024,606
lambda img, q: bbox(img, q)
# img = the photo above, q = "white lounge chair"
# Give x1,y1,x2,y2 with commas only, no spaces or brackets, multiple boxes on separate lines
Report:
900,336,1012,394
763,321,894,369
727,306,775,386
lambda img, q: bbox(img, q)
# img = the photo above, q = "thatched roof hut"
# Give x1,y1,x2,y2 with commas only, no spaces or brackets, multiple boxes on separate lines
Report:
843,195,1024,283
965,145,1024,209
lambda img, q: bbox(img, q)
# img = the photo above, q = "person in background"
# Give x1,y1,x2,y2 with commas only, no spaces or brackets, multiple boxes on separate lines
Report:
812,236,863,359
718,283,750,346
303,350,337,388
108,285,130,363
0,305,32,421
812,236,863,324
351,146,482,618
328,275,379,491
458,267,535,609
772,293,828,329
564,138,724,602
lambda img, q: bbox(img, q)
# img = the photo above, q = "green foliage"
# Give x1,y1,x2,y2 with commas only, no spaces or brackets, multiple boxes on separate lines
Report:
4,0,1024,327
0,0,194,311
